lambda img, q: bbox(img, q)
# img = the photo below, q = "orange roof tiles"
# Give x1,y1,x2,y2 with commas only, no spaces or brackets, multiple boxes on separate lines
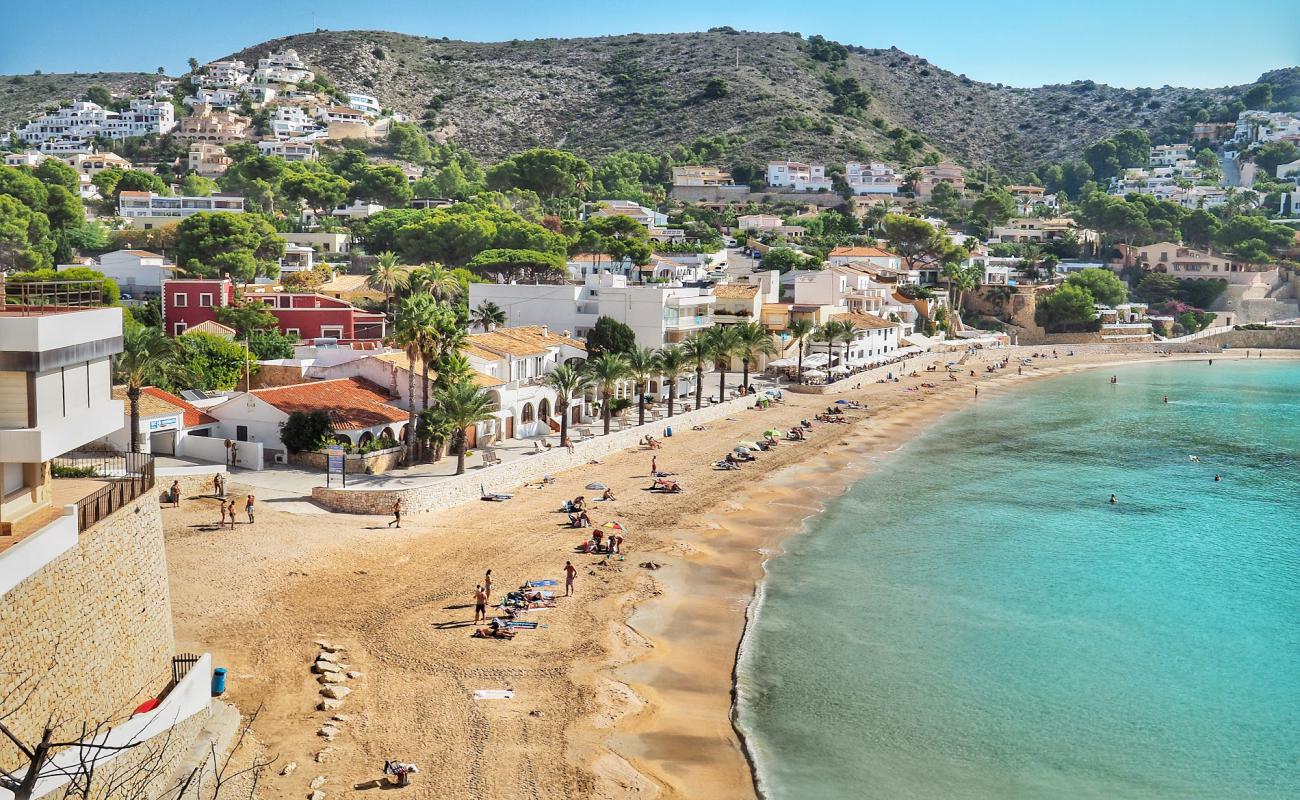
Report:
831,312,898,330
251,377,408,430
140,386,218,427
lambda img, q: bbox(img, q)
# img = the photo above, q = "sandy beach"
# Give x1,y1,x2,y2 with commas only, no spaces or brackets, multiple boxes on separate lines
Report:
162,346,1290,798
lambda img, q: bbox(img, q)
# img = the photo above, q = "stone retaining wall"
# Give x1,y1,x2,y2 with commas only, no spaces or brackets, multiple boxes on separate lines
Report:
311,394,758,515
0,492,188,778
293,446,405,475
157,465,228,499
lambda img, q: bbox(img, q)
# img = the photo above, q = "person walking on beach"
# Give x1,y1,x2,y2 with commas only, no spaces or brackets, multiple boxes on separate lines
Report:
974,386,979,398
650,455,657,475
473,585,488,623
484,569,493,601
218,499,228,529
227,499,238,529
169,480,181,508
388,498,402,528
564,561,577,596
245,495,255,524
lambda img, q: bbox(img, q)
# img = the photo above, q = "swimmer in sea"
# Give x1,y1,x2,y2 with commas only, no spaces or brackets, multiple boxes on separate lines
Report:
1109,494,1118,504
1214,474,1221,482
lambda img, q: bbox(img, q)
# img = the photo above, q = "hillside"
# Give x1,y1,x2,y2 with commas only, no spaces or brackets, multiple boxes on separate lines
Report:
0,71,157,131
5,30,1295,176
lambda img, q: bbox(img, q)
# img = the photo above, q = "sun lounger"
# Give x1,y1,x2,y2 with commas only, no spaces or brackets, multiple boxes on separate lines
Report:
473,689,515,700
480,484,513,501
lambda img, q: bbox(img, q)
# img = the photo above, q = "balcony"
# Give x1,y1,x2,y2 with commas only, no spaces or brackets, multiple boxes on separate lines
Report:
664,314,711,331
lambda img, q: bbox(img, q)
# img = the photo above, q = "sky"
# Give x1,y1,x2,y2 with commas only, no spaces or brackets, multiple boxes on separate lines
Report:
1,0,1297,88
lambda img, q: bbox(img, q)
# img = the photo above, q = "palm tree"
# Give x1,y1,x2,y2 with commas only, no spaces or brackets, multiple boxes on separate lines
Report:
679,334,709,410
703,325,742,402
436,379,498,475
583,353,630,436
389,295,435,466
837,321,860,370
409,263,462,302
113,325,188,453
366,251,408,310
623,347,660,427
544,363,590,445
655,345,687,418
816,320,844,371
786,318,815,383
734,321,776,392
416,406,456,463
471,301,506,331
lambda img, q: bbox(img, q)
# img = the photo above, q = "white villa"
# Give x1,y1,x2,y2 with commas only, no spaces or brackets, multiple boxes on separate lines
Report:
767,161,832,192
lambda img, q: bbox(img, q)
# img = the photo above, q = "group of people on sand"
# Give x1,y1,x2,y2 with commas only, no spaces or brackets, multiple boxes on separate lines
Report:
472,562,581,640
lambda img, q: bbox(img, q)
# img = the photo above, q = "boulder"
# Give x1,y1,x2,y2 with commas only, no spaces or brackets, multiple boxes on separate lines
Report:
309,792,325,800
316,651,340,664
317,698,344,712
309,776,328,789
312,661,342,675
317,673,345,685
315,748,334,763
320,685,351,700
346,671,363,679
280,762,298,776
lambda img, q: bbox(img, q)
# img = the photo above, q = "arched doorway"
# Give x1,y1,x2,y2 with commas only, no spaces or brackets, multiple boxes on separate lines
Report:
538,398,551,422
333,433,352,446
358,431,374,447
521,403,535,424
379,426,395,443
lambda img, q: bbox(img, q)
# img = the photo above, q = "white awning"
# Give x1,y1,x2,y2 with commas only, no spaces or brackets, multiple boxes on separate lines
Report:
768,358,796,367
803,353,830,367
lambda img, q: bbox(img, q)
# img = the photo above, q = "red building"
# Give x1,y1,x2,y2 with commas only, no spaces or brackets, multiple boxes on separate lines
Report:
161,278,386,341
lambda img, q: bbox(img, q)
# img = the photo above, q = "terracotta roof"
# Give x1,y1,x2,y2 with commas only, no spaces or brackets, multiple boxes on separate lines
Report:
140,386,218,426
713,284,760,299
183,320,236,338
469,326,586,358
372,352,504,388
251,377,408,430
111,385,217,426
118,191,150,197
832,312,897,330
829,246,898,258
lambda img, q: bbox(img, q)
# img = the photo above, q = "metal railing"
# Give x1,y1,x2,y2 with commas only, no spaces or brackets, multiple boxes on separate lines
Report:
2,279,107,312
51,452,156,532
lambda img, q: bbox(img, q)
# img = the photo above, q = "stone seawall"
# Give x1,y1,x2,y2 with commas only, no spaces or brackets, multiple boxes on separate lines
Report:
312,395,758,515
0,492,188,776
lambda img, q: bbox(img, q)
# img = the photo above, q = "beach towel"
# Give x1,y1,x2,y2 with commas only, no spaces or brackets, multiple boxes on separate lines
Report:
505,621,539,629
527,580,558,587
473,689,515,700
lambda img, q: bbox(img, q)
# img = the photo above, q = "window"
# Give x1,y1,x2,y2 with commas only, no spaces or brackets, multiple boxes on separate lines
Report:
320,325,343,338
285,328,300,337
173,322,188,335
198,293,213,307
172,293,188,307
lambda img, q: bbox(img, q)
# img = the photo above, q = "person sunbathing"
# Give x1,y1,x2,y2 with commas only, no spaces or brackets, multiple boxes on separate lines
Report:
475,625,515,640
569,510,592,527
652,478,682,492
601,488,616,501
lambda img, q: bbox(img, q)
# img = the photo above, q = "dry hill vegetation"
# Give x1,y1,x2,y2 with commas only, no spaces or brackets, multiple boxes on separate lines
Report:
5,30,1296,176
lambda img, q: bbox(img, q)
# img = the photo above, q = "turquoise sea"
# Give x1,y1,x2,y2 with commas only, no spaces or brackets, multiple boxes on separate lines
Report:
735,360,1300,800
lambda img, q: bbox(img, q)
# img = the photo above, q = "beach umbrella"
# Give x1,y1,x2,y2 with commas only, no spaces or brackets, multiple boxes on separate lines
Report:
737,441,761,450
601,521,626,531
829,365,850,375
802,369,827,378
763,429,780,437
835,399,850,404
586,482,608,490
768,358,795,367
734,446,752,455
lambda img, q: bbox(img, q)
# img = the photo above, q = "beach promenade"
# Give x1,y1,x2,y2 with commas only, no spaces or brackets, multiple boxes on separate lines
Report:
159,346,1296,799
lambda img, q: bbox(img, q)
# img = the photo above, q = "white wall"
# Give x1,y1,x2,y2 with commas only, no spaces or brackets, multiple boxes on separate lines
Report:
178,435,264,470
468,284,583,334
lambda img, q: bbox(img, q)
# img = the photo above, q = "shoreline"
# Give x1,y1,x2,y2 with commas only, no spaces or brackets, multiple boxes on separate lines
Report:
159,348,1300,799
603,349,1300,800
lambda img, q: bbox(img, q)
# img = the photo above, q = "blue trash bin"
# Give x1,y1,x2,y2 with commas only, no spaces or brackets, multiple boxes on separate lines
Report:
665,426,673,437
211,667,227,696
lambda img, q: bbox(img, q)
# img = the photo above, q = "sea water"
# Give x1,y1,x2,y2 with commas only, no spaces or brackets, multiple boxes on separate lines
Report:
735,360,1300,800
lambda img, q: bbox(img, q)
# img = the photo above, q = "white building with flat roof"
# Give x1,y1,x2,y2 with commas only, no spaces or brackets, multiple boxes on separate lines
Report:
469,273,716,350
767,161,832,191
845,162,901,195
118,192,245,229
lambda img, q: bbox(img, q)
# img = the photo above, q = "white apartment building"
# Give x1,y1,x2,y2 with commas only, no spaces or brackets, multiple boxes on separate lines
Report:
196,60,249,88
1149,144,1193,167
0,296,124,532
187,142,233,177
586,199,666,227
1233,110,1300,146
62,249,179,298
183,87,242,108
16,99,172,148
3,150,45,167
268,105,321,138
469,273,716,350
347,92,383,116
251,51,314,86
257,139,317,161
118,191,245,228
766,161,832,191
845,161,901,195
